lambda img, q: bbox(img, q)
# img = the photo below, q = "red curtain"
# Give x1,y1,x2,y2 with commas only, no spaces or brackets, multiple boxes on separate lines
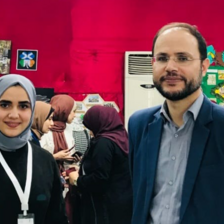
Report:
1,0,224,118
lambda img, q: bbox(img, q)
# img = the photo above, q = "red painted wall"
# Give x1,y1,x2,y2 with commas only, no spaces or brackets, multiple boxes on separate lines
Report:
1,0,224,116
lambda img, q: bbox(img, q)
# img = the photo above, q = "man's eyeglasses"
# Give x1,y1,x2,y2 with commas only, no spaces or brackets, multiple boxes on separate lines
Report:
152,55,202,65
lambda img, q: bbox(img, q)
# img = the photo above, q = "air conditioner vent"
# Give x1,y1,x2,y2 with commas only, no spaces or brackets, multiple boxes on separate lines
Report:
128,53,153,75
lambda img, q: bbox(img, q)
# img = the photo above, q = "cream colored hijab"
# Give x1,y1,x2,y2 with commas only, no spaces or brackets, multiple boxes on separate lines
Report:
31,101,53,139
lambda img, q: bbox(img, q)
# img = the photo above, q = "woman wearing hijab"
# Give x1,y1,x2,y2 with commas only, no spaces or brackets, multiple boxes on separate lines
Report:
69,105,133,224
31,101,54,146
40,94,78,224
40,94,77,167
0,74,68,224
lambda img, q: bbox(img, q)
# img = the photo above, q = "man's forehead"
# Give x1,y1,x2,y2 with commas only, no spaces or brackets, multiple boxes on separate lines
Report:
160,27,188,35
155,28,198,54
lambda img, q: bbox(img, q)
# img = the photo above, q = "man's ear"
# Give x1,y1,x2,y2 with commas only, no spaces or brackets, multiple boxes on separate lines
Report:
202,58,210,77
151,57,155,66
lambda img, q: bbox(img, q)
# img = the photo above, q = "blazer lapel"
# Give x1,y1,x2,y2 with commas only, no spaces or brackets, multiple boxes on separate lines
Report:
179,97,213,222
144,112,163,211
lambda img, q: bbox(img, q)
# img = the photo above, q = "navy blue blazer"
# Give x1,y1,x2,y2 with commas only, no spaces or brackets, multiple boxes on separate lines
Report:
128,96,224,224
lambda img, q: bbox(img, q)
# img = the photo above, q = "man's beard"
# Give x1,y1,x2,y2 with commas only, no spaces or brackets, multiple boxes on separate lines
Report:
153,70,202,101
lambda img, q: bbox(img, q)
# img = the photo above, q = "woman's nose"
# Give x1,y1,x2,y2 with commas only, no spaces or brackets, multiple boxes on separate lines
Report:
8,108,19,119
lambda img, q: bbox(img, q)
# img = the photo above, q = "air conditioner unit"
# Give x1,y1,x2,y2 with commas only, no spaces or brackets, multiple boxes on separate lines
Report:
124,51,165,129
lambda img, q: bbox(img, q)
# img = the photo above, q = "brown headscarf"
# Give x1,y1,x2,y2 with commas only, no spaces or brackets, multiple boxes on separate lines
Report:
31,101,54,140
50,94,76,153
83,105,129,154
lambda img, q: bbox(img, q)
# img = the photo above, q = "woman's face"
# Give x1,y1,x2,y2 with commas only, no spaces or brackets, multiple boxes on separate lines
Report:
0,86,32,137
42,112,54,133
67,107,76,124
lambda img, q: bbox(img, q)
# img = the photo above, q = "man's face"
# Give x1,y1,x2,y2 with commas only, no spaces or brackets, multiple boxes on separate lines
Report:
152,28,209,101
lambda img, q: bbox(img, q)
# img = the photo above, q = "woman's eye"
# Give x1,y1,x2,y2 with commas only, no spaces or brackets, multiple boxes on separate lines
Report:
0,103,9,108
19,104,30,109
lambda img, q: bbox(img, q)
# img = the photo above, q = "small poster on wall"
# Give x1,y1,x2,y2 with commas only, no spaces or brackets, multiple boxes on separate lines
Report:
0,40,11,74
16,49,38,71
202,66,224,105
83,94,104,105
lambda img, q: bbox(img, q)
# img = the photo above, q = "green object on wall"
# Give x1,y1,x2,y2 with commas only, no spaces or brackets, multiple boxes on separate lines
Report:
202,66,224,105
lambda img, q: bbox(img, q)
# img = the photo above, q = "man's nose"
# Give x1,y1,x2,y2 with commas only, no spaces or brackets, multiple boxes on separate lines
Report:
165,58,179,72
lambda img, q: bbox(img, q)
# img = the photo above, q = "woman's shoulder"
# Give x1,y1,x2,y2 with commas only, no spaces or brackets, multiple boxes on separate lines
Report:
94,137,116,150
95,138,126,155
30,141,55,161
41,130,53,140
39,131,55,154
97,137,117,144
40,131,53,145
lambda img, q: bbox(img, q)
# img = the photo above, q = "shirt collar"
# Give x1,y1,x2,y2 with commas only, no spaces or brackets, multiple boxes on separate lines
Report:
160,93,204,122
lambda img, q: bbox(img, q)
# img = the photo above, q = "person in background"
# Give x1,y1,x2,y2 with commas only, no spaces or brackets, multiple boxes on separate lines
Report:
69,105,133,224
128,22,224,224
72,116,90,156
30,101,54,146
40,94,77,168
40,94,78,224
0,74,68,224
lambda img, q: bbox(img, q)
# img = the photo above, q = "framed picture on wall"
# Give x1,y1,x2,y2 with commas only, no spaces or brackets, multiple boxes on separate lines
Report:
16,49,38,71
83,94,104,105
103,101,120,112
0,40,11,74
75,101,87,113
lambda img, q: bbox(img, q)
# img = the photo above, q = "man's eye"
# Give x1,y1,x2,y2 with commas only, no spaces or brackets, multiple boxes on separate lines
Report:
177,56,189,62
157,56,168,62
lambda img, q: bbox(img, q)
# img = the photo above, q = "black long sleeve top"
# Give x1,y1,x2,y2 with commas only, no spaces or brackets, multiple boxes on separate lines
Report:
0,142,68,224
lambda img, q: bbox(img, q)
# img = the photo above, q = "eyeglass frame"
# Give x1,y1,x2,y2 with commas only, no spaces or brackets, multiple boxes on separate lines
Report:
152,54,204,65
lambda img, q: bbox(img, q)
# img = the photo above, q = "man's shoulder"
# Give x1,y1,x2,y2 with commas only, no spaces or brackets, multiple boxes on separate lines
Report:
128,105,161,132
212,103,224,116
198,97,224,126
129,105,161,123
203,97,224,118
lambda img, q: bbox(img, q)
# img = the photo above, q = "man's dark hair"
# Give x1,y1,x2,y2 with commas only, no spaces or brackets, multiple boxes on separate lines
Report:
152,22,207,60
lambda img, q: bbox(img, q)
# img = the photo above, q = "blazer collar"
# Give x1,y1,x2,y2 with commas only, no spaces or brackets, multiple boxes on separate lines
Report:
144,111,163,215
180,96,213,222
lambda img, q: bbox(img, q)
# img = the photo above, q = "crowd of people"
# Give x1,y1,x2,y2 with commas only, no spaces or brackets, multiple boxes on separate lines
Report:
1,21,224,224
0,74,132,224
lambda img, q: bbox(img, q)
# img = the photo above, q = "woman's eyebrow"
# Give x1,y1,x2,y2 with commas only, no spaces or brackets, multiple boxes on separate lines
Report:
0,100,11,104
18,101,31,104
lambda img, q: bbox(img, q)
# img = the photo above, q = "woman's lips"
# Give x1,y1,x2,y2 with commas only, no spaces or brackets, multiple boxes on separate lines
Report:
5,122,20,128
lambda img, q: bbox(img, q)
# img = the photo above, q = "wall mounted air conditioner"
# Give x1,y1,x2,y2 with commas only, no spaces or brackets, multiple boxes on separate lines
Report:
124,51,164,129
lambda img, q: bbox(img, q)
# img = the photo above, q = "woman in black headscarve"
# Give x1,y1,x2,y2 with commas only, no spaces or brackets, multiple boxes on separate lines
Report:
69,105,132,224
